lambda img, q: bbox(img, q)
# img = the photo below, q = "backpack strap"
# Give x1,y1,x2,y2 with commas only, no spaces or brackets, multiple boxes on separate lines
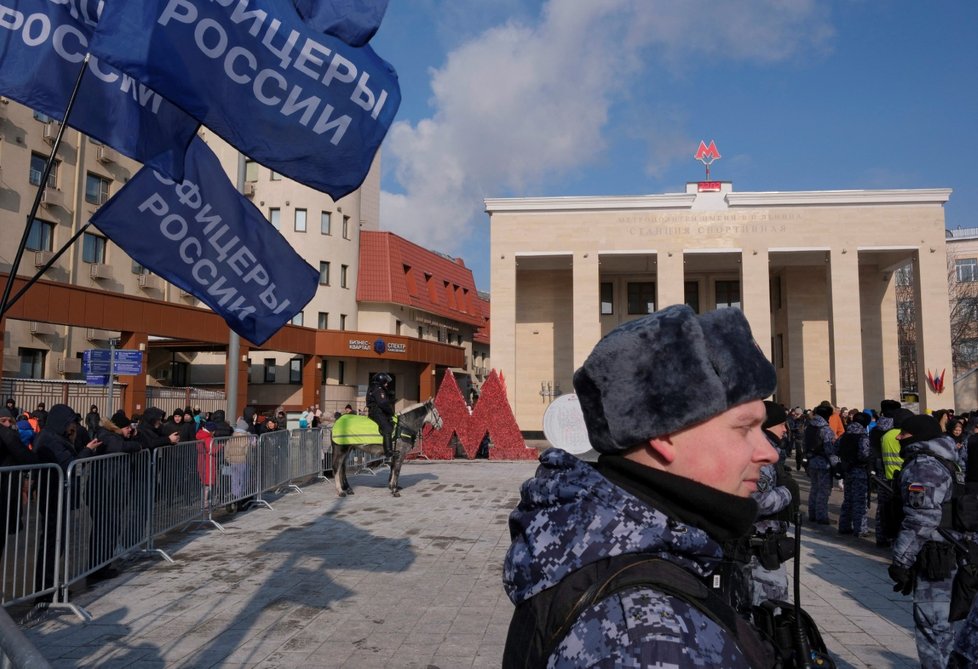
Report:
503,553,778,669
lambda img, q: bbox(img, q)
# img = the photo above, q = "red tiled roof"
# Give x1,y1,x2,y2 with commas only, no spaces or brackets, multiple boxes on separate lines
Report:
473,294,490,344
358,231,485,327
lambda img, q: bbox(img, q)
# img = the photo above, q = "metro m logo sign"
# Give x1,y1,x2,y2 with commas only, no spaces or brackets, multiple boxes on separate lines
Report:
420,370,536,460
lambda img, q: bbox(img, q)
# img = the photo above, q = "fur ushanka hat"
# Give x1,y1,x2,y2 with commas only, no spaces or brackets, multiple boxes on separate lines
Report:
573,305,777,454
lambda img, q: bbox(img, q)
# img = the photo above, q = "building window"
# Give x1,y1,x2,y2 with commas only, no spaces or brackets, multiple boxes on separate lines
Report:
339,314,347,330
337,360,345,385
33,111,54,123
626,282,656,315
85,172,110,205
404,265,417,295
132,260,146,275
342,215,351,239
268,207,280,230
956,258,978,283
319,261,330,285
19,348,45,379
320,211,331,235
29,153,58,188
263,358,276,383
270,171,282,181
395,320,402,335
715,280,741,309
294,208,307,232
171,360,189,386
600,282,614,315
340,264,349,288
289,358,302,384
245,159,258,182
684,281,700,313
318,312,328,329
26,219,54,252
291,311,303,326
82,233,106,264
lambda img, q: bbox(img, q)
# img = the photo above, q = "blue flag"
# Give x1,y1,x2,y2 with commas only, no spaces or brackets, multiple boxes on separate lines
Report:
293,0,389,47
0,0,198,180
90,137,318,346
89,0,400,200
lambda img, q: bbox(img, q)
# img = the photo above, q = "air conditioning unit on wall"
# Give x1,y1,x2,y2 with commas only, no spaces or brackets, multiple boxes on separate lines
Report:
89,263,113,280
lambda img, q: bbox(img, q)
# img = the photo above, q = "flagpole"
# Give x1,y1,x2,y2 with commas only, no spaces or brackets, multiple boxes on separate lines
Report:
0,55,90,319
226,153,245,423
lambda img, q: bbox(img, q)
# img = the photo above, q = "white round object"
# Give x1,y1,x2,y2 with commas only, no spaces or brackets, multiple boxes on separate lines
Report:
543,394,594,455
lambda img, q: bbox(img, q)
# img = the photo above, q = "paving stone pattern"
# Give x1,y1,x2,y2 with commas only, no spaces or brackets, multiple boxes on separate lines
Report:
17,458,919,668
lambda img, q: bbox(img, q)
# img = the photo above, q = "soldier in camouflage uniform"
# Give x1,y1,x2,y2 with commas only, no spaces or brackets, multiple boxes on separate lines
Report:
740,401,798,606
887,414,964,669
805,403,838,524
503,305,780,668
837,412,872,536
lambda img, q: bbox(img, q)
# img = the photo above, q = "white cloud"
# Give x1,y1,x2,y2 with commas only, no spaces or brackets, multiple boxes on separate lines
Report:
381,0,835,254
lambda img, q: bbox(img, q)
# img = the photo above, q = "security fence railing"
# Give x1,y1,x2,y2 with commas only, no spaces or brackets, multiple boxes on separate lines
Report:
0,427,359,622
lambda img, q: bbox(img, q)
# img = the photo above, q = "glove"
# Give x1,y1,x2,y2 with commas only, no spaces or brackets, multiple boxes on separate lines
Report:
888,563,914,596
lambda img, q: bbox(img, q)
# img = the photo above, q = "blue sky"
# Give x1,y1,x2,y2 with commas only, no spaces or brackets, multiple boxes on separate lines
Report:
371,1,978,291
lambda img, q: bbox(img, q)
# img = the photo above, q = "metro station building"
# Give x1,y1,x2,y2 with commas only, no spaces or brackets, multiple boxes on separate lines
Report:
487,182,954,434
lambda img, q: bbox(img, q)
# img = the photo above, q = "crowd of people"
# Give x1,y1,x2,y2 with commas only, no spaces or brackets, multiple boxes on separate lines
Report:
0,400,330,602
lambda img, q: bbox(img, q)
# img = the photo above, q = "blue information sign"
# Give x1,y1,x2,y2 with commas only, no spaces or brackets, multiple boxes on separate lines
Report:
83,349,143,376
86,374,109,386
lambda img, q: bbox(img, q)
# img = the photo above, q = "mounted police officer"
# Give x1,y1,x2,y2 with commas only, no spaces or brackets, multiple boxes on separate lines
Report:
503,305,786,667
887,414,966,669
366,372,395,462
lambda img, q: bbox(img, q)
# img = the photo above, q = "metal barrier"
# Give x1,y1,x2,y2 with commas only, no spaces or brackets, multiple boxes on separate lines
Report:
149,440,207,543
290,429,326,484
255,430,298,506
0,604,51,669
202,434,270,532
1,423,351,626
0,465,63,609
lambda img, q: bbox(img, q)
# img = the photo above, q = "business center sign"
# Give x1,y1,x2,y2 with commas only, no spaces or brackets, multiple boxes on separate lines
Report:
348,338,406,354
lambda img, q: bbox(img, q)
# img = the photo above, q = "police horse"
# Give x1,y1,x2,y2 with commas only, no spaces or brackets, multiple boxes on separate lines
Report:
330,400,442,497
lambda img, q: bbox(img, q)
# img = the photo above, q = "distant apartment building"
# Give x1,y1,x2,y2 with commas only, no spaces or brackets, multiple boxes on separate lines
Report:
0,99,488,414
945,228,978,410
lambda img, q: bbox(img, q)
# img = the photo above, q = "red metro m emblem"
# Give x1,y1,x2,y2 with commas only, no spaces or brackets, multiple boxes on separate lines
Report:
694,140,721,179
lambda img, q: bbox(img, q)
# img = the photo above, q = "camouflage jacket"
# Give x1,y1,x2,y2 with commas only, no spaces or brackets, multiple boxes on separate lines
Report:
752,434,793,535
806,415,838,471
503,448,751,668
892,435,964,569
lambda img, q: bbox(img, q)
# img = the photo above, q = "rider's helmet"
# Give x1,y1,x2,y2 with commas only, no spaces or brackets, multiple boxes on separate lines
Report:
373,372,393,386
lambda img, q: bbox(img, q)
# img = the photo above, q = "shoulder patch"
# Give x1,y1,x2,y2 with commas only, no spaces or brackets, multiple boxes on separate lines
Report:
907,483,926,493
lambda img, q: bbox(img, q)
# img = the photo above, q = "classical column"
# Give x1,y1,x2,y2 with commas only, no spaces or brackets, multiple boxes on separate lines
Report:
913,248,954,412
656,251,685,310
572,251,600,369
491,254,517,411
827,248,864,407
740,249,772,359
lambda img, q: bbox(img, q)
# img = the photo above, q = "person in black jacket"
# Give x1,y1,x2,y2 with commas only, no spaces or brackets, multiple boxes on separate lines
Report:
0,407,37,560
31,402,48,429
33,404,100,597
136,407,180,452
86,410,140,581
366,373,395,460
85,404,101,437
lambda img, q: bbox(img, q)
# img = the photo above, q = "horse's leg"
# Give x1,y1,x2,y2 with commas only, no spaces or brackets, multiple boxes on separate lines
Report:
389,448,404,496
332,444,348,497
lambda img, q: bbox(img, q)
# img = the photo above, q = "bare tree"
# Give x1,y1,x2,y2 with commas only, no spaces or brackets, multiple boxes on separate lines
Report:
894,264,917,395
948,255,978,372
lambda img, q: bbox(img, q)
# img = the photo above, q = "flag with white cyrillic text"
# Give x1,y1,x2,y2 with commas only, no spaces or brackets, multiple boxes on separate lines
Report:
0,0,198,180
88,0,400,200
293,0,389,46
90,137,318,346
